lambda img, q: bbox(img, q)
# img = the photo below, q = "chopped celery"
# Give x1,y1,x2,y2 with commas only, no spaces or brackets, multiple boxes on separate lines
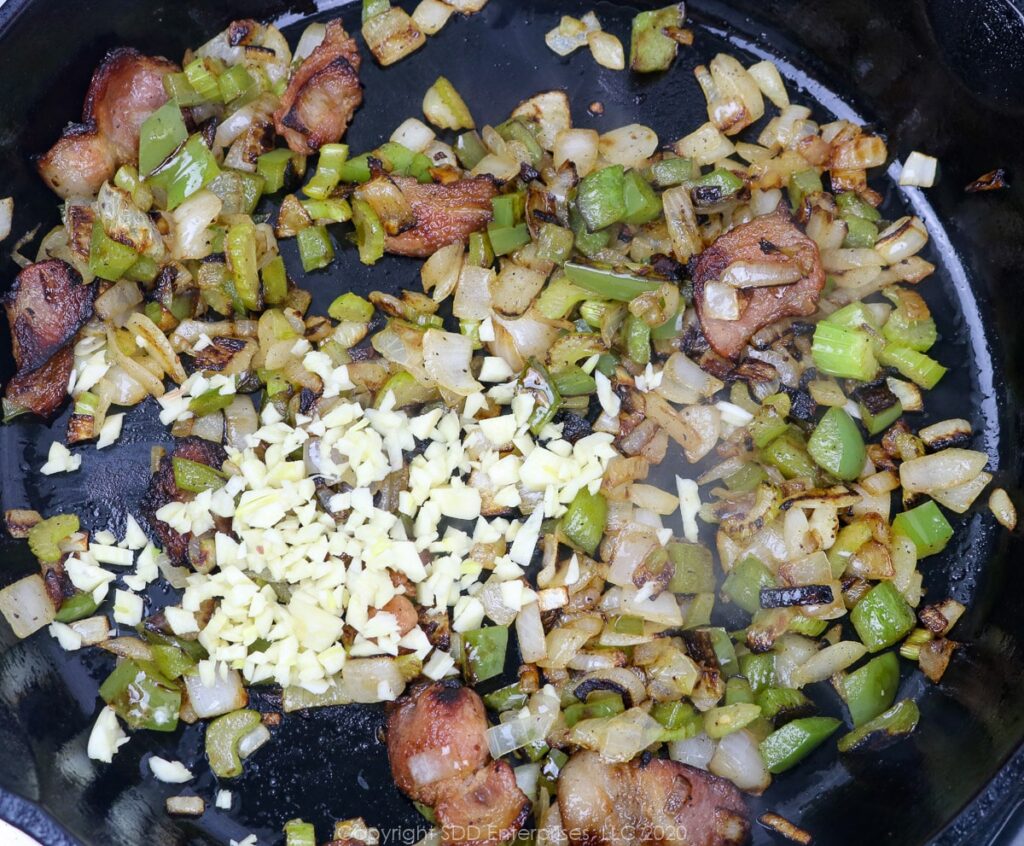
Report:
726,676,754,705
423,76,475,131
892,500,953,557
878,344,946,389
352,198,386,266
652,700,701,741
455,131,487,170
363,0,391,21
807,407,866,481
759,717,841,773
206,709,262,777
218,64,255,102
226,218,261,310
297,225,335,272
826,301,883,331
184,57,221,103
284,819,317,846
497,119,543,167
261,255,289,305
303,143,350,200
468,230,494,268
560,488,607,556
536,274,589,320
850,581,916,652
302,198,353,223
162,72,205,107
257,149,306,194
536,224,576,265
812,321,879,381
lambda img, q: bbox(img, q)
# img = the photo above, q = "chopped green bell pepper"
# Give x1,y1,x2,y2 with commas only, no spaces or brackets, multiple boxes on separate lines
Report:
560,488,607,556
576,165,627,232
564,692,625,726
843,216,878,248
261,255,289,305
483,683,528,713
564,262,661,301
630,4,685,73
893,500,953,557
623,170,662,225
836,191,881,222
807,407,866,481
759,716,841,773
667,542,715,594
89,221,139,282
843,651,900,727
488,223,532,256
189,388,234,417
739,652,777,694
760,431,818,479
148,133,220,211
55,591,101,623
461,626,509,684
851,581,916,652
788,168,823,210
455,131,487,170
139,100,187,177
837,698,919,753
172,456,226,493
99,659,181,731
755,687,815,724
552,366,596,397
646,155,693,187
722,556,776,614
704,702,762,738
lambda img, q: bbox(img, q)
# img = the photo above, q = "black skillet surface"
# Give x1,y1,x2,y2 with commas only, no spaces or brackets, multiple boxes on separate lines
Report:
0,0,1022,844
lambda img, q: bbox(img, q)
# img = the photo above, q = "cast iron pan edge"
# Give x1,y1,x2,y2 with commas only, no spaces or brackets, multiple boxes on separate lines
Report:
0,0,1022,844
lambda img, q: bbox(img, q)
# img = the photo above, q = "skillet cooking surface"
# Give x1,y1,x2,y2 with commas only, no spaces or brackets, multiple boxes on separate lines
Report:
0,1,1022,844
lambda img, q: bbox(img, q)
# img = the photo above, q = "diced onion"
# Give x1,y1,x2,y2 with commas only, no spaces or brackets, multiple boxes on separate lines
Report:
657,352,724,404
363,7,426,67
662,186,702,263
516,600,547,663
899,448,988,494
709,729,771,793
184,668,248,718
0,574,55,638
703,281,740,320
568,706,664,763
899,151,938,187
990,488,1018,531
412,0,455,35
675,122,736,166
669,732,717,769
293,22,326,63
0,197,12,242
599,124,658,170
790,641,867,687
512,91,571,151
238,724,271,759
931,471,992,514
95,279,143,328
391,117,436,154
721,261,803,288
554,128,600,178
747,60,789,108
587,31,625,70
170,190,223,260
875,216,928,264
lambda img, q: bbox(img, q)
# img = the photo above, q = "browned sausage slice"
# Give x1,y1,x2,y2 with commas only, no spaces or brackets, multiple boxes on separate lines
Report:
693,209,824,360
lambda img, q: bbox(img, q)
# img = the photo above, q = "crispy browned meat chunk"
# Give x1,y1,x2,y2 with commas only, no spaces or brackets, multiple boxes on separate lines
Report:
141,438,228,564
37,48,178,198
384,176,499,258
2,260,95,420
274,20,362,155
693,209,824,360
434,760,531,846
4,260,95,373
386,681,491,806
4,346,74,420
557,751,750,846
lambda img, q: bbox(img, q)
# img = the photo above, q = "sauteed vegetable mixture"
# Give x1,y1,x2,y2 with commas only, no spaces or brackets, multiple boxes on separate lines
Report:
0,2,1018,844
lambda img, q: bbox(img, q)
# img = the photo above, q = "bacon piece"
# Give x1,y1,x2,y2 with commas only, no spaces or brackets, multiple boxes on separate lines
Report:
434,761,531,846
693,209,825,360
141,438,227,564
37,48,178,198
384,176,499,257
274,20,362,155
386,681,490,806
557,750,750,846
2,261,95,420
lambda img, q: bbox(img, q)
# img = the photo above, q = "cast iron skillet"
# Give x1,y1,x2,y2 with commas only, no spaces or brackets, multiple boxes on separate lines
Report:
0,0,1022,844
